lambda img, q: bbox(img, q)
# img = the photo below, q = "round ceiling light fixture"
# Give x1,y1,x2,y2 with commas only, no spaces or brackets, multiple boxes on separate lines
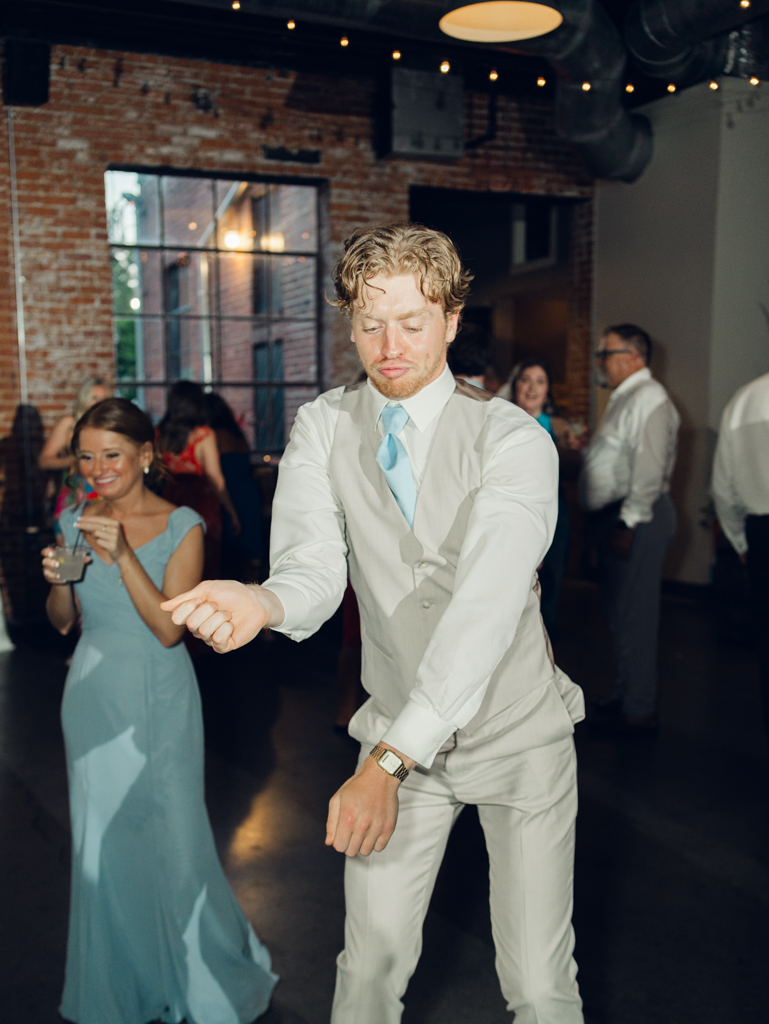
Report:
439,1,562,43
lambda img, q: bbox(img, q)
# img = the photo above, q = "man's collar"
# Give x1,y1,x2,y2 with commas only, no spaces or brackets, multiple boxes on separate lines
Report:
368,363,455,432
611,366,652,399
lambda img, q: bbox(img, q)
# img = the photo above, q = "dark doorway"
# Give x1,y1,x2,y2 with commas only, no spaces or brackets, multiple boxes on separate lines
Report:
410,186,575,388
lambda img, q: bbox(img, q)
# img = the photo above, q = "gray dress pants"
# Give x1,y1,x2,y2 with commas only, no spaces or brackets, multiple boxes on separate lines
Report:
590,493,677,718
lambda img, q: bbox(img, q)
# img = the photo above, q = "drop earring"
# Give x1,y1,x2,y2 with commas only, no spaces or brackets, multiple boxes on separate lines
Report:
143,466,150,475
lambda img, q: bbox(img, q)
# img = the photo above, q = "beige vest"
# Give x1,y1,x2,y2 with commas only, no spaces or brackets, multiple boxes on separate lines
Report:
329,379,584,759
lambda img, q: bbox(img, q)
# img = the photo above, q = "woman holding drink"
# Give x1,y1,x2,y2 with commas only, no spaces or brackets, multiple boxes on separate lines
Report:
41,397,276,1024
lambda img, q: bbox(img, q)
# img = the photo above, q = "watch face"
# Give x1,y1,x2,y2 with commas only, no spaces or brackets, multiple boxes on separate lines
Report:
379,750,401,774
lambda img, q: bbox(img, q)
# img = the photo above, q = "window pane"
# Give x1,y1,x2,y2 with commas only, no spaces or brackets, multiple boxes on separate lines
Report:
219,319,257,382
266,320,318,382
163,251,215,317
162,176,216,248
111,249,163,316
218,253,260,318
251,183,318,253
219,253,316,319
106,172,162,246
114,317,165,382
216,180,255,252
166,318,213,382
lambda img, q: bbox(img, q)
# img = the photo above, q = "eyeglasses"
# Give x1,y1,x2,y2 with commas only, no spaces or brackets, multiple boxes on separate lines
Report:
594,348,635,361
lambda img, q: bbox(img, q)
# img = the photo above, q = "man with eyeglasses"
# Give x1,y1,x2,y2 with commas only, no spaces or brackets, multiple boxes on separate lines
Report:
579,324,680,735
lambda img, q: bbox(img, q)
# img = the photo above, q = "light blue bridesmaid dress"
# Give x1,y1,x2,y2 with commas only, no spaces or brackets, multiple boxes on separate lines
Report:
57,504,277,1024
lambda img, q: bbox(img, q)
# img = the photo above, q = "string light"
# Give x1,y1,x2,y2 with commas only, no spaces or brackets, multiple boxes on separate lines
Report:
740,0,751,8
489,69,498,81
667,83,676,93
392,50,401,60
625,84,635,93
709,79,719,90
537,76,546,87
340,36,349,46
231,1,240,8
287,19,295,29
750,75,760,85
581,81,591,91
440,60,450,73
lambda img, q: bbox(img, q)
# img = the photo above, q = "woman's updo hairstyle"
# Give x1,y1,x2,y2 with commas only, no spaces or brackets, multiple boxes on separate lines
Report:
72,398,165,488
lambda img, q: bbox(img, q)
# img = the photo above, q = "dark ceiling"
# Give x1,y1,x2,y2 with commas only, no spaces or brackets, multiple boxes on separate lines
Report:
1,0,674,107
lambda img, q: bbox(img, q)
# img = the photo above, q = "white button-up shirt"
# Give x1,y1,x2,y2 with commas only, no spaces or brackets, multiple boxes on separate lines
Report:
262,363,559,766
579,367,680,528
711,372,769,555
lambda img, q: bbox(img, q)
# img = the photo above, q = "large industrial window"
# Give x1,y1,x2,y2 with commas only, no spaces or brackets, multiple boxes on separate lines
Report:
105,170,322,452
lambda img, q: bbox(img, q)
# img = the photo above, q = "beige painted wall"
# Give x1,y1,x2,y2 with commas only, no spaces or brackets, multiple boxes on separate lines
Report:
593,79,769,584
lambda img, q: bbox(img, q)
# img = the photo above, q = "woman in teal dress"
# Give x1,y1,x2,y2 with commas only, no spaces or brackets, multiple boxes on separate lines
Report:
42,397,277,1024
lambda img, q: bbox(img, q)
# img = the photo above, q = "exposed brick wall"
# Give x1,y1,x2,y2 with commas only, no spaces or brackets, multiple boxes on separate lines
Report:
0,43,594,618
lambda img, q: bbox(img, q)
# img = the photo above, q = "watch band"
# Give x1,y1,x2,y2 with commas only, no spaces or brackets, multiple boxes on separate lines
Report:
369,744,410,782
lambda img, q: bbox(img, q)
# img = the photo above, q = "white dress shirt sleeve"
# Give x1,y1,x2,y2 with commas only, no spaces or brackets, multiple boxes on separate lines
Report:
261,395,349,640
711,403,748,555
619,398,679,528
382,410,559,767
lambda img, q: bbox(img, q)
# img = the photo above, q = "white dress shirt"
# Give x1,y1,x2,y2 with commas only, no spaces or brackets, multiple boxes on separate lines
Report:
579,367,679,528
711,372,769,555
262,363,559,765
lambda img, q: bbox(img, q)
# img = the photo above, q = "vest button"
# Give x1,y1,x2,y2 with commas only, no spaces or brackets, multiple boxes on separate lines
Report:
421,600,431,609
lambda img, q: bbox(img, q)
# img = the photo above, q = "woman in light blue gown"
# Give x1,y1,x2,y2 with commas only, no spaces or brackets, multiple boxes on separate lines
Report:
42,398,277,1024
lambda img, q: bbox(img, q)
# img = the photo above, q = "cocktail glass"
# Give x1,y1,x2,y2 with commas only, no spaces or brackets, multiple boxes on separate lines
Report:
54,546,88,583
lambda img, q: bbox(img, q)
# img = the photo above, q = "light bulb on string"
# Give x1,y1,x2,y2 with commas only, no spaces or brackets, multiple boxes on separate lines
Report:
750,75,760,85
709,80,719,90
340,36,349,46
392,50,401,60
287,19,295,29
740,0,751,8
537,76,546,87
581,81,591,91
667,83,676,93
625,83,634,93
231,1,240,8
489,69,498,81
440,60,451,73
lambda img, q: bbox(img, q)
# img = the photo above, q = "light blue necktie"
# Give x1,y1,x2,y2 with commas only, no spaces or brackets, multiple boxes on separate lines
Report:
376,404,417,527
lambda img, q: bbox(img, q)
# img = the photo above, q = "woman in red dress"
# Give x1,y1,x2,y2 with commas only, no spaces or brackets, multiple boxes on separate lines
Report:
157,381,241,578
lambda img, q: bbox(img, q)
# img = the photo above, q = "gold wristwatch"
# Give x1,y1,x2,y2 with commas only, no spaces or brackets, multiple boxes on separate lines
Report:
369,744,409,782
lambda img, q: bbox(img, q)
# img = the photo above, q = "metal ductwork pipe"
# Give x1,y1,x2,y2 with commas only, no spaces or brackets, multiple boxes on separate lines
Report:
625,0,769,84
503,0,652,182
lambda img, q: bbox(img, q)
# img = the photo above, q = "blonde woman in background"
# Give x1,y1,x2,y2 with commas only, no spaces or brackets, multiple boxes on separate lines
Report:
39,377,111,519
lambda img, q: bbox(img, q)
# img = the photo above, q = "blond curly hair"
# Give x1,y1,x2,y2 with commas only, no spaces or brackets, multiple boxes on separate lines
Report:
332,223,473,319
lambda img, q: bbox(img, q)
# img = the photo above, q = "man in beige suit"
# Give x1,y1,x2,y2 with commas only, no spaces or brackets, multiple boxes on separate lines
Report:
164,225,585,1024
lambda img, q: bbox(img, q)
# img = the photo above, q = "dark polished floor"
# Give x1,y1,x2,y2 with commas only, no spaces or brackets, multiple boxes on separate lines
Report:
1,580,768,1024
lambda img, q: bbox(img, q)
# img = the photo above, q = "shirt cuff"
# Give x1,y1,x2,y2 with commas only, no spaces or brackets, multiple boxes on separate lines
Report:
619,502,653,529
260,579,313,641
381,699,457,769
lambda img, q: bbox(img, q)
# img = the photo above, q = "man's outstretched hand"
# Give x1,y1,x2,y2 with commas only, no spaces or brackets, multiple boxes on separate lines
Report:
160,580,284,654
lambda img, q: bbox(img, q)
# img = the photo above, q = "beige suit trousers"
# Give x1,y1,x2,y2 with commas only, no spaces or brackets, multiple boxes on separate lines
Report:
330,736,583,1024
